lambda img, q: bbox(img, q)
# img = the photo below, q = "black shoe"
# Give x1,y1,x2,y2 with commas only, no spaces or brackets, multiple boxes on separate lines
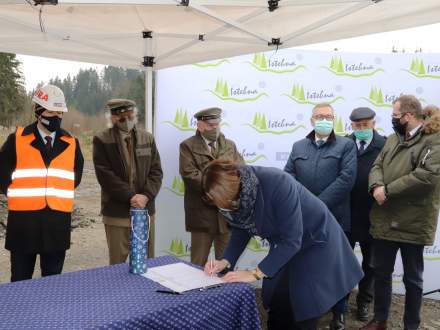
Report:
329,313,345,330
357,301,370,322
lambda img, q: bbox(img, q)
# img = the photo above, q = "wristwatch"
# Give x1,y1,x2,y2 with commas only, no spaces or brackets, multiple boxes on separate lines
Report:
251,269,262,281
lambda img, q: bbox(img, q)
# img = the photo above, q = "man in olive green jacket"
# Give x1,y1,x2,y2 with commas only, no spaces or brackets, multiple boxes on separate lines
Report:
362,96,440,330
179,107,243,266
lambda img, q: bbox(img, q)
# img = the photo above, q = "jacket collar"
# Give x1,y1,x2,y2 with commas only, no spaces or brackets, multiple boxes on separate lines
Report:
306,130,336,145
394,126,424,147
21,122,71,164
349,130,384,153
193,130,228,158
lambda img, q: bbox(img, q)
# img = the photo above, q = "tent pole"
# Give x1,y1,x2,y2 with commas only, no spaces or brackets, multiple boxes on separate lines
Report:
145,69,153,133
142,30,154,133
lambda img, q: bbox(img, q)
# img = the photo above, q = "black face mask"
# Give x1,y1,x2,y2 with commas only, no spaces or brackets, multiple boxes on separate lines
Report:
40,114,62,132
392,115,408,135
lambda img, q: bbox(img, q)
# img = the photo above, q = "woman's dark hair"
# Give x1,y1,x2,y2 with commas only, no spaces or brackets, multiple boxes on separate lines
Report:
201,159,241,210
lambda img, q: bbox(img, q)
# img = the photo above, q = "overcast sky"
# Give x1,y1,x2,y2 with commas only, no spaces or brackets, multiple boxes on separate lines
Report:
17,22,440,91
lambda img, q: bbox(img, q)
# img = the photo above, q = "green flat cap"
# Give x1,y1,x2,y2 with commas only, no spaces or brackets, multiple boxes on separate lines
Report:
194,107,222,121
107,99,136,114
350,107,376,121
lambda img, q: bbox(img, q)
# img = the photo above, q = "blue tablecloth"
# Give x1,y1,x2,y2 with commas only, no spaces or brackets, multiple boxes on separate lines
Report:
0,256,261,330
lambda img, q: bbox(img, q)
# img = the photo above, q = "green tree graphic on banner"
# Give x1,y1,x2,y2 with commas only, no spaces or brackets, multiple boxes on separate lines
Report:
290,84,306,101
252,113,268,130
409,58,428,75
334,116,346,136
172,109,190,128
171,176,185,194
168,239,187,256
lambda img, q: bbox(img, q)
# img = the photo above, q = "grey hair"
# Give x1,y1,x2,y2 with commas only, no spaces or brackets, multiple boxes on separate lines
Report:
105,106,139,128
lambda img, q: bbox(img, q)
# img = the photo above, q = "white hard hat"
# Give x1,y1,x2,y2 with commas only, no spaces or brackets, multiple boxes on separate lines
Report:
32,84,68,113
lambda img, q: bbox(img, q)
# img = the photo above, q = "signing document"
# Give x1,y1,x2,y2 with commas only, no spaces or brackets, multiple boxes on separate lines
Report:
143,262,224,293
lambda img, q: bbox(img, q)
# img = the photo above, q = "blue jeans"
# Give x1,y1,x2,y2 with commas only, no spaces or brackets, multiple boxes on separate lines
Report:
371,239,424,329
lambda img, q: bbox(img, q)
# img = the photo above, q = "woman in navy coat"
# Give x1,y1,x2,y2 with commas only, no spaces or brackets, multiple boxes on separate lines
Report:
203,160,363,330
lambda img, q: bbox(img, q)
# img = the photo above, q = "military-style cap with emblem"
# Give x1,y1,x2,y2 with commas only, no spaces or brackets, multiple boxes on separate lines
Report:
107,99,136,114
350,107,376,121
194,107,222,123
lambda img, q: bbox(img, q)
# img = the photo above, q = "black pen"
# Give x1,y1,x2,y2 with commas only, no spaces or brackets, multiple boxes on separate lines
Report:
156,289,181,295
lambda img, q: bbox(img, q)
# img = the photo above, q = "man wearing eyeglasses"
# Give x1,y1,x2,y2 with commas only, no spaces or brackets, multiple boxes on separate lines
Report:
347,107,386,322
93,99,163,265
179,107,243,266
362,96,440,330
284,102,357,330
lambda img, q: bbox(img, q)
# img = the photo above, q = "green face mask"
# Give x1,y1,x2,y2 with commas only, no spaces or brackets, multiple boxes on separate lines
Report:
314,119,333,136
201,127,220,142
353,128,373,141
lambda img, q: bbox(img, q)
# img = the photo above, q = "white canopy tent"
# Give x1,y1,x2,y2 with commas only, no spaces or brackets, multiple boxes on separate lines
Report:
2,0,440,130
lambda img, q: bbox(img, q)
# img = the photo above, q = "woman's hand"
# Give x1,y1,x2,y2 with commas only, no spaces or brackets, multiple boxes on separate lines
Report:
204,259,229,276
223,270,256,283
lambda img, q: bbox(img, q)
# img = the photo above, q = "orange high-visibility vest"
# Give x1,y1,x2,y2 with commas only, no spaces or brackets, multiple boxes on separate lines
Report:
7,127,76,212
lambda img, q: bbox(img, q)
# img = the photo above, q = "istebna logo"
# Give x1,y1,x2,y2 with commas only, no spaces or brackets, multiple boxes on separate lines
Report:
207,78,268,102
192,59,230,68
361,87,427,108
167,238,190,257
424,245,440,261
323,57,384,77
334,115,348,136
241,149,267,164
403,58,440,78
244,112,306,135
246,237,269,252
164,176,185,197
247,53,306,74
282,83,344,105
162,109,195,132
361,87,393,108
162,108,229,131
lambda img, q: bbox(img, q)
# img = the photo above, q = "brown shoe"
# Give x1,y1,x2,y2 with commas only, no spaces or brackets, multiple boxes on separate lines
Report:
359,320,387,330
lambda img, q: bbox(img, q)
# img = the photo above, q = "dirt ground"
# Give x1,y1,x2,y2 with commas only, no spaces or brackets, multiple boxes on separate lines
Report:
0,161,439,329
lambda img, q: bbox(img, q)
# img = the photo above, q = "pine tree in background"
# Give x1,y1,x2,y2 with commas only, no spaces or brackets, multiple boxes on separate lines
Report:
49,66,145,118
0,53,27,126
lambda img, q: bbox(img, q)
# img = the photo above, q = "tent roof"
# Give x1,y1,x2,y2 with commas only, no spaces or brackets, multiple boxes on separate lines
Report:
1,0,440,70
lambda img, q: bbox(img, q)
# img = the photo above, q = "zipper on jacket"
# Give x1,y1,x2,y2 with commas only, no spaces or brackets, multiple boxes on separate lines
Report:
422,148,431,166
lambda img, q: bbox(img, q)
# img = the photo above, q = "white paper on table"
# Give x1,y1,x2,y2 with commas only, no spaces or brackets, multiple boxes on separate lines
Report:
143,262,224,293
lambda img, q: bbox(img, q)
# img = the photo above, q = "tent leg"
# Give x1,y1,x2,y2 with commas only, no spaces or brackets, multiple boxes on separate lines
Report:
145,69,154,134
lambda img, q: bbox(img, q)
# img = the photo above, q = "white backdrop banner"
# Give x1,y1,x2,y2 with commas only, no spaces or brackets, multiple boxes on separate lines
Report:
155,49,440,300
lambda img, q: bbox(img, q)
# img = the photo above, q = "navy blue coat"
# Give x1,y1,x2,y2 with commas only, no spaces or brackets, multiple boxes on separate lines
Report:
223,166,363,321
284,131,357,232
348,131,386,242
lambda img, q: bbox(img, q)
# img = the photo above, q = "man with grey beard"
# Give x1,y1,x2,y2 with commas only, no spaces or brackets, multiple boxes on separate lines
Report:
93,99,163,264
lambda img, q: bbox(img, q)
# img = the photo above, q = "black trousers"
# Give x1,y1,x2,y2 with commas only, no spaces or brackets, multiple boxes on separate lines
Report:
10,251,66,282
371,239,424,330
349,238,374,304
267,268,319,330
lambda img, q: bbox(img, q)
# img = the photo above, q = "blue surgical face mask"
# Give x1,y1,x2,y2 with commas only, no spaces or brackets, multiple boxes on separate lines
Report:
354,128,373,141
314,119,333,136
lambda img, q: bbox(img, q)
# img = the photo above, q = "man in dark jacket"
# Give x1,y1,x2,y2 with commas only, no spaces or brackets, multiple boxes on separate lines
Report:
179,107,243,266
0,84,84,282
362,96,440,330
348,107,386,321
284,102,357,330
93,99,163,264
